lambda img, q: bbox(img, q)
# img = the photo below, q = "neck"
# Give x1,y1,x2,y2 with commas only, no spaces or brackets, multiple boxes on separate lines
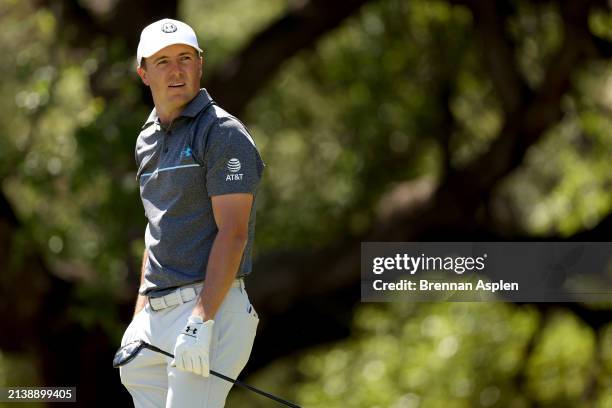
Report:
156,108,181,126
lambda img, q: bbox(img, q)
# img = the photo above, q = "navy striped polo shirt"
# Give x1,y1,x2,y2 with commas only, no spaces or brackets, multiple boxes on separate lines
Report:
135,88,264,297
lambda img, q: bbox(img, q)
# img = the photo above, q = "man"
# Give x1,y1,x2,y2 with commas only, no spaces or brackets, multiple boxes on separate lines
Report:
119,18,264,408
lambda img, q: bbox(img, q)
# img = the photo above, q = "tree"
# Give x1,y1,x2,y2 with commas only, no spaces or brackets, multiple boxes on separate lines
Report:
1,0,612,406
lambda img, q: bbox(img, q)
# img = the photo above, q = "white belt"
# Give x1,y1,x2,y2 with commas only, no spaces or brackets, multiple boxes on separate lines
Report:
149,279,244,311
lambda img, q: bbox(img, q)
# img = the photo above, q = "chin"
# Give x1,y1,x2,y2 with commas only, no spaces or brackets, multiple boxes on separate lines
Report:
165,91,190,103
172,88,197,98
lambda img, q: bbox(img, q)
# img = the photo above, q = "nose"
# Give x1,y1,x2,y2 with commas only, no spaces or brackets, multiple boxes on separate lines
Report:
168,59,183,75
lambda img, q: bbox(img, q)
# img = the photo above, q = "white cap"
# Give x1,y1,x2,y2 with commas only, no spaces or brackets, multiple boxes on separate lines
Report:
136,18,202,67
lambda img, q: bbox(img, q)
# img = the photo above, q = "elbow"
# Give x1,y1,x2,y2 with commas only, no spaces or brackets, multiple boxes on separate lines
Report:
218,227,249,246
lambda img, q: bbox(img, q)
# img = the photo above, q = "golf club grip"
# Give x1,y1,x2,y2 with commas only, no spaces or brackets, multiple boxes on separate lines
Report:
144,343,302,408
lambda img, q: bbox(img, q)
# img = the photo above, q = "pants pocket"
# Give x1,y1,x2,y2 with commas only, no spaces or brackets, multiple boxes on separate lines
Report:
211,288,259,373
120,307,147,347
120,323,138,347
212,309,259,378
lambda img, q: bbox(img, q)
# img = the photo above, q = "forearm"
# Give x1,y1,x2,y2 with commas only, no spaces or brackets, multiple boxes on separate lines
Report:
192,230,248,321
133,249,148,316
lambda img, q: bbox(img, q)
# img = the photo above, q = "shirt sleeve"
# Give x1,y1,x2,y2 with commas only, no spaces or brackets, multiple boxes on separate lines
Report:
205,117,264,197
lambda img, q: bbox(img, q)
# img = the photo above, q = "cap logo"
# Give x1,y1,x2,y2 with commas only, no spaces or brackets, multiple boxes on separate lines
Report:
161,22,177,33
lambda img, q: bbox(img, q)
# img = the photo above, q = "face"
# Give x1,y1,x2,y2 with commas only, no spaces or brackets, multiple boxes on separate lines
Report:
137,44,202,119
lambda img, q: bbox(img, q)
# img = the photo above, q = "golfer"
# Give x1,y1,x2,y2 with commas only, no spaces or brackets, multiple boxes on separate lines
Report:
119,18,264,408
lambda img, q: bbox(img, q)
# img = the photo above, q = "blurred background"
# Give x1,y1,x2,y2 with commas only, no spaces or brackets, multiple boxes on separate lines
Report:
1,0,612,406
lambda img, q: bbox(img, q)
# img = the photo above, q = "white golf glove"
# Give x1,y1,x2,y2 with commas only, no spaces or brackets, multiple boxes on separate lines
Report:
171,315,214,377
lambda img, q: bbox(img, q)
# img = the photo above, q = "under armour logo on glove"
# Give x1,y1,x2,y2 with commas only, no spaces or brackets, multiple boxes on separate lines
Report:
171,316,214,377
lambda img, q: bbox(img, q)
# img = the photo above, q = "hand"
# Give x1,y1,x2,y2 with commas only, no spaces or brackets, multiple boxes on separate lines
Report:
171,316,214,377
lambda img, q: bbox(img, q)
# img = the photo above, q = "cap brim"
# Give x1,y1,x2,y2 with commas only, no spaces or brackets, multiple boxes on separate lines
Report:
138,42,203,66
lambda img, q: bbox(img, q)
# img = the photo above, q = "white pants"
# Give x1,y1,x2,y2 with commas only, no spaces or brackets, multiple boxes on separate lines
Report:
119,280,259,408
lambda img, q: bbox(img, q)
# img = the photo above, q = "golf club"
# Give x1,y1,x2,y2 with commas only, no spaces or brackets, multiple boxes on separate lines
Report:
113,339,302,408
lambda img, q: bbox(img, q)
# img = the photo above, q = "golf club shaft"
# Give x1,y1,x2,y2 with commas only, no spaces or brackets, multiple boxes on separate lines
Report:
144,343,302,408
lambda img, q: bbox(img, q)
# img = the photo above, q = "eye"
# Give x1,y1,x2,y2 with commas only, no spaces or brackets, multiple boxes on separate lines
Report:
180,55,192,62
156,60,168,66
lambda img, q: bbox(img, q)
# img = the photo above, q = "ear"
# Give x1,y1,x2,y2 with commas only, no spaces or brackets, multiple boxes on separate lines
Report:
137,66,150,86
198,56,204,79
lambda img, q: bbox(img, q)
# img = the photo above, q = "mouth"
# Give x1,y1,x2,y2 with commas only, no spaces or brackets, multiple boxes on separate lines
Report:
168,82,185,88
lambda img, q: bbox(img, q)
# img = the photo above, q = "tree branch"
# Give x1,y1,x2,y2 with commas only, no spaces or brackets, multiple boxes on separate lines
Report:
465,0,529,114
590,33,612,58
246,0,612,370
43,0,178,51
206,0,372,116
424,0,595,225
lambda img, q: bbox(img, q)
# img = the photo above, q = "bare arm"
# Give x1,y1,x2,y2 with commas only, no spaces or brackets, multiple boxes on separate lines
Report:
192,193,253,321
133,249,149,317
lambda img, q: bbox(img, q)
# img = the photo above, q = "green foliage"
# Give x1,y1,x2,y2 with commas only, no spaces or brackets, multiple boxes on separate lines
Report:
2,0,612,403
498,61,612,236
230,304,611,408
599,324,612,407
0,342,43,407
297,303,540,408
3,0,609,295
248,0,477,250
508,1,563,87
181,0,286,69
526,311,596,405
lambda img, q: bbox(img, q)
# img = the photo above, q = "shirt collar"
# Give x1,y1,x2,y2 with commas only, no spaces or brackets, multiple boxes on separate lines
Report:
181,88,214,118
142,88,214,128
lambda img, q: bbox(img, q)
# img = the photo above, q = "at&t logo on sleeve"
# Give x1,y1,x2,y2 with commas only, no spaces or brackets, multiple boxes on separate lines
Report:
226,158,243,181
